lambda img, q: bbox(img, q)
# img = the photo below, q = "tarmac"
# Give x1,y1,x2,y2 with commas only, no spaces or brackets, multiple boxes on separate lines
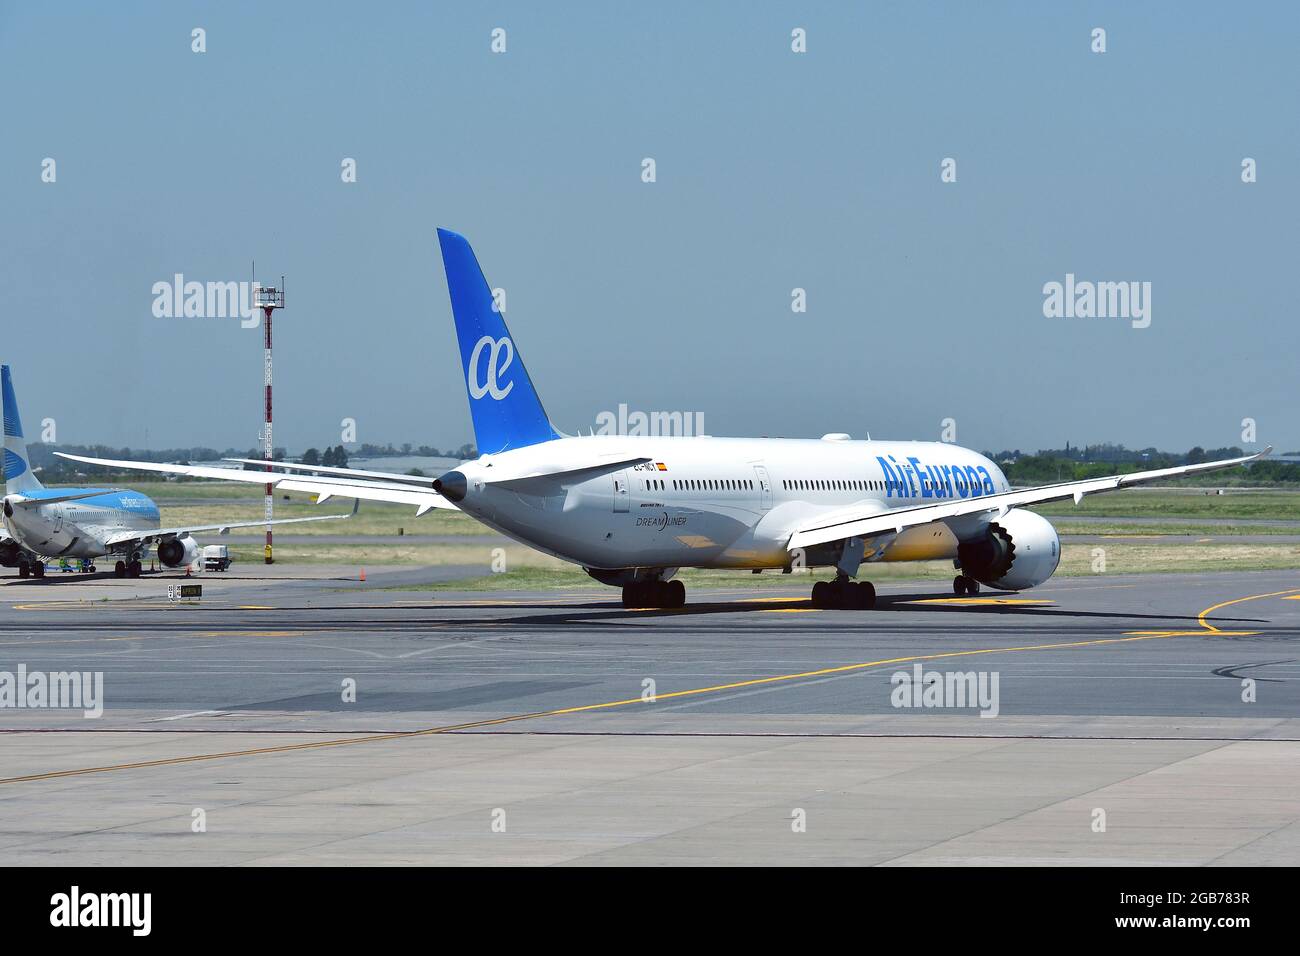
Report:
1,563,1297,865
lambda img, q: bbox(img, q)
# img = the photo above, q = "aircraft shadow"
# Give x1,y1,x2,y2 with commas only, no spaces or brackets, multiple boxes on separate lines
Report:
378,590,1269,632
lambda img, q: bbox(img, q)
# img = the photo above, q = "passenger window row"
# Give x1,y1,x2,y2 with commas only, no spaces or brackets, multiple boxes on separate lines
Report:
642,478,756,492
638,476,883,494
782,478,883,492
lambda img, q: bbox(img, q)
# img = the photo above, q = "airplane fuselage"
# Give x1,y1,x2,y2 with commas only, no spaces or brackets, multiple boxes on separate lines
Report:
446,436,1012,571
2,488,161,559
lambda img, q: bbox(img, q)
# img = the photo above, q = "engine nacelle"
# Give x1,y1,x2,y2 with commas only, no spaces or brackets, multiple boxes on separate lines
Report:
956,509,1060,591
0,538,26,568
584,566,678,587
157,536,201,568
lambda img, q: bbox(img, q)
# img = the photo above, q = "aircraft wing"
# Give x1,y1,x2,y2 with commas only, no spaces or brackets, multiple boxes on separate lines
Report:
788,447,1270,551
55,452,458,514
103,512,350,548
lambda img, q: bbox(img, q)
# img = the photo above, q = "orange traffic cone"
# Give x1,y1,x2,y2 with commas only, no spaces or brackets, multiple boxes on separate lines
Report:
359,567,366,582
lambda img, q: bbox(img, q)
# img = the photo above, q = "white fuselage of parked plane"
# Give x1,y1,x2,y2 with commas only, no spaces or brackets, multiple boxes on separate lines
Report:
2,489,161,560
449,435,1010,571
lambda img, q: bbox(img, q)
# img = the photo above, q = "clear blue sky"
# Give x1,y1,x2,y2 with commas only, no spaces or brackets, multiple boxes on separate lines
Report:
2,2,1295,454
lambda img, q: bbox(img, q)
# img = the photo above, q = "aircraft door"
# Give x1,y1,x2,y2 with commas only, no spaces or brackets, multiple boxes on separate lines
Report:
612,471,630,513
753,465,772,511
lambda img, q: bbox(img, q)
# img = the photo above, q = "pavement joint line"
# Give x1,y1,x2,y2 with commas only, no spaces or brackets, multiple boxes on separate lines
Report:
3,728,1298,742
1,585,1296,787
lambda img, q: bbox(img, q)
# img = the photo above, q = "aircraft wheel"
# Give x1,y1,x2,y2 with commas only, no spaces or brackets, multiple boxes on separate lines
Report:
18,562,29,579
835,580,864,609
811,580,829,608
114,560,127,578
953,575,968,595
666,579,685,608
621,583,642,608
968,578,980,594
857,581,876,610
126,561,141,578
32,562,45,579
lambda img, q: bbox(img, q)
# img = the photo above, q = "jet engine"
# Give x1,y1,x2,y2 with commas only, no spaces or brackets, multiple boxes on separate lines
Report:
584,566,678,586
0,538,25,568
157,536,201,569
956,509,1060,591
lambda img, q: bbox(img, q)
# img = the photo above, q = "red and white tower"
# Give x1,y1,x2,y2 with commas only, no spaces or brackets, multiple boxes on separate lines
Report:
252,278,284,564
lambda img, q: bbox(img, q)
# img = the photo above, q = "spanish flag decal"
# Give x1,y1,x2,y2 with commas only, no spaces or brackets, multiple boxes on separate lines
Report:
656,462,668,471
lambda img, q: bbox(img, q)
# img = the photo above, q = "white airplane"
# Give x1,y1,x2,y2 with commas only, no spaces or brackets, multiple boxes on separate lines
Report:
2,365,348,578
60,229,1269,606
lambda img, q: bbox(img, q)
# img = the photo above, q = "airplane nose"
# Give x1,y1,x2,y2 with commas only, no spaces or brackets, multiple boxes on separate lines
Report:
433,470,468,503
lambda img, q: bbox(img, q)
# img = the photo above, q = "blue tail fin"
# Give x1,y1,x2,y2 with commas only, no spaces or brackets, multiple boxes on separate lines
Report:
437,228,560,455
2,365,43,493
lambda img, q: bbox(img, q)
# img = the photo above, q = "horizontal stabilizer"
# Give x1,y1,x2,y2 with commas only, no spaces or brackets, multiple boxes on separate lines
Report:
221,458,442,487
55,452,458,513
480,455,652,486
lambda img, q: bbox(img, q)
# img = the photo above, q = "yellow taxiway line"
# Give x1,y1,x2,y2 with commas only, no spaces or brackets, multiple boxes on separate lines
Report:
1124,585,1300,638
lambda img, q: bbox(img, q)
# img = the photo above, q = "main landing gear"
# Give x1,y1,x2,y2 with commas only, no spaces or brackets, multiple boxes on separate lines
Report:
622,579,686,609
18,559,45,579
114,557,144,578
810,536,876,609
811,576,876,609
953,575,981,596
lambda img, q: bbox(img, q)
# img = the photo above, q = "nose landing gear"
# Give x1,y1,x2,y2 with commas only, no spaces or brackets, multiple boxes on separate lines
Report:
953,575,981,596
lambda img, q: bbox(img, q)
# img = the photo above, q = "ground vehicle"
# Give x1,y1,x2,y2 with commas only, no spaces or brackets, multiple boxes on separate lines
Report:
202,545,231,572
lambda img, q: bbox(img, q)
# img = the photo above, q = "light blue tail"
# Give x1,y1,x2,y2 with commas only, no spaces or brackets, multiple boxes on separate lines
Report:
437,228,560,455
2,365,43,493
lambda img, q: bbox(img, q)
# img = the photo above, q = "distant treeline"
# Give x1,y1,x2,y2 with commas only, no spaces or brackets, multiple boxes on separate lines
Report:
986,445,1300,486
